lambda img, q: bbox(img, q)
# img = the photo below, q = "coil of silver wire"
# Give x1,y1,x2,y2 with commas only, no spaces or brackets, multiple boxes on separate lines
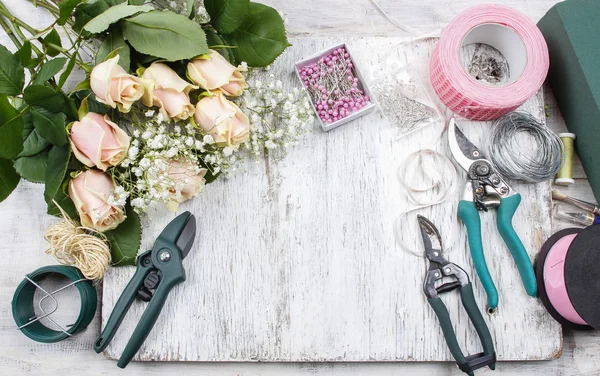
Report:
488,112,563,184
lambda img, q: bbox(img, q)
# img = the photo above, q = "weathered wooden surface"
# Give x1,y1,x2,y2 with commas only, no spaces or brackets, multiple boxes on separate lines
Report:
95,37,559,362
3,0,600,375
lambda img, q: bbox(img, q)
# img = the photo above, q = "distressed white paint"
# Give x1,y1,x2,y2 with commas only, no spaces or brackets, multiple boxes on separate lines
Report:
96,37,560,362
2,0,600,375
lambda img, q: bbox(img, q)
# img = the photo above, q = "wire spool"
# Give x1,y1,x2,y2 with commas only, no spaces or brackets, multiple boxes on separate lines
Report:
555,133,576,186
488,112,563,183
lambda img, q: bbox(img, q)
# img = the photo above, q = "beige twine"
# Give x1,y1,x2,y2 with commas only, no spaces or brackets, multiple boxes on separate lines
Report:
44,201,112,281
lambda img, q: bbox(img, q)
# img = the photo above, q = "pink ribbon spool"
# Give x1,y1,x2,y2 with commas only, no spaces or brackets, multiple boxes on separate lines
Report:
429,5,549,121
543,233,588,326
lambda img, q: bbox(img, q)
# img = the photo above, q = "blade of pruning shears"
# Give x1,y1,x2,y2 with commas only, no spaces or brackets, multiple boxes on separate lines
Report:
157,212,197,259
417,215,444,262
448,118,485,172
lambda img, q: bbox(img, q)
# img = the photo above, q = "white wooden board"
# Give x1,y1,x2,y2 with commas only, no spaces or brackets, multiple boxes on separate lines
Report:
99,37,561,362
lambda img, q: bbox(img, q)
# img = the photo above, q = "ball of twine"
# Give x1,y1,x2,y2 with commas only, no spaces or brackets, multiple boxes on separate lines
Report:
44,201,111,281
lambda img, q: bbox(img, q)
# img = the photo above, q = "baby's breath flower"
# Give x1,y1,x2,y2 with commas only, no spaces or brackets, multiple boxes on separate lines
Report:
237,71,314,158
112,112,235,214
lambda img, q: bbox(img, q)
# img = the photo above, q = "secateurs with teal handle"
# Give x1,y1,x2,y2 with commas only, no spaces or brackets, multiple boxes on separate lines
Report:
94,211,196,368
448,119,537,311
419,215,496,376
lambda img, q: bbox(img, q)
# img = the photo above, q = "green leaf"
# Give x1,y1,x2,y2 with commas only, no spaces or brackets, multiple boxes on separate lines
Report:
32,57,67,85
24,85,66,112
186,0,195,17
106,0,127,5
205,0,249,34
44,144,71,203
47,183,78,219
62,94,79,120
224,2,290,67
19,110,51,157
122,10,209,61
58,0,84,25
105,206,141,265
0,94,24,159
14,42,32,68
59,53,77,89
13,150,49,183
71,79,91,94
73,90,110,115
74,0,110,34
96,27,130,71
205,29,234,63
84,3,153,34
128,0,146,4
44,29,62,57
0,44,24,95
29,107,67,146
0,158,20,202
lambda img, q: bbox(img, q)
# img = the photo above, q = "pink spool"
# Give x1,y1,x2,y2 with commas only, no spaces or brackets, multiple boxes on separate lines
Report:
543,234,587,326
429,5,549,121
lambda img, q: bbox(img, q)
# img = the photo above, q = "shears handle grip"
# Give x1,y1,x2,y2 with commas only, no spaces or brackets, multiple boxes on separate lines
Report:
117,270,185,368
428,283,496,376
458,200,499,309
497,194,537,297
94,251,153,354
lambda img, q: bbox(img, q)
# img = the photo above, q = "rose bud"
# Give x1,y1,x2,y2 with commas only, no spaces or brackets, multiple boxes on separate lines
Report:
90,55,149,113
187,50,246,96
69,170,126,232
141,62,197,120
194,94,250,149
165,158,208,211
69,112,130,171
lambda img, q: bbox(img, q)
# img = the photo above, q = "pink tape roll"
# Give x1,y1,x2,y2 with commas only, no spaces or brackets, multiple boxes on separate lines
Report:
543,233,587,326
429,5,549,121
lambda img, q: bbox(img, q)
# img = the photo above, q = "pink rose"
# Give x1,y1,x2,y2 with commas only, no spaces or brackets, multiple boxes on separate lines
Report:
69,112,130,171
90,55,149,113
194,94,250,149
165,159,208,211
141,62,197,120
69,170,126,232
187,50,246,96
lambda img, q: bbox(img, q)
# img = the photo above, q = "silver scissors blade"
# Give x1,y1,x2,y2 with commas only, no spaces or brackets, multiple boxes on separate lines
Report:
448,118,484,172
417,215,443,258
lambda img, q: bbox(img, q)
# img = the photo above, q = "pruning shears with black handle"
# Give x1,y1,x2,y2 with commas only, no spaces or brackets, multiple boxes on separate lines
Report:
448,119,537,311
93,211,197,368
419,215,496,376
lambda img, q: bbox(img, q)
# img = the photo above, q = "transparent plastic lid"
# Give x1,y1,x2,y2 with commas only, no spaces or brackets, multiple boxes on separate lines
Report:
369,64,441,139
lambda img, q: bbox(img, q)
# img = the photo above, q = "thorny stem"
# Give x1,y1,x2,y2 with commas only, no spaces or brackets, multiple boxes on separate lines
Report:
0,15,21,48
0,6,38,35
31,0,76,28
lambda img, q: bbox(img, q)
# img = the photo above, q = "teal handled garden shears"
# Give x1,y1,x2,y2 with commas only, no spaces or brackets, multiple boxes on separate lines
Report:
448,118,537,311
94,211,196,368
419,215,496,376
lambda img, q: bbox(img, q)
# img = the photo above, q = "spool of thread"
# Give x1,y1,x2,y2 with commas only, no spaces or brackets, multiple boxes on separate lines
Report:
555,133,576,186
429,5,549,121
536,225,600,330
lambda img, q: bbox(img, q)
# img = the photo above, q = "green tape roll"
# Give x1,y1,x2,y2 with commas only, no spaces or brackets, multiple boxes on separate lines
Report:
12,265,97,343
556,133,576,186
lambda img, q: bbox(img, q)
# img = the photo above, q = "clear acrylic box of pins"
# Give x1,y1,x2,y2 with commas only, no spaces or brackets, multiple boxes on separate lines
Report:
369,64,441,138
